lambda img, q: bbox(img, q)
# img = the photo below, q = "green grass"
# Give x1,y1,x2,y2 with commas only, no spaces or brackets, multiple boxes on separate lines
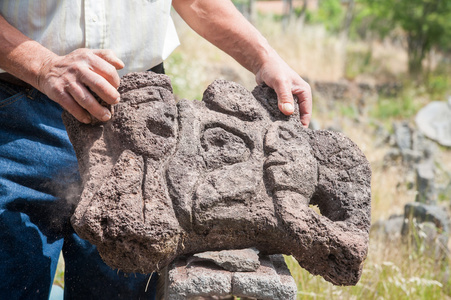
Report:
285,233,450,300
368,84,429,124
53,10,451,299
164,52,205,101
54,253,65,289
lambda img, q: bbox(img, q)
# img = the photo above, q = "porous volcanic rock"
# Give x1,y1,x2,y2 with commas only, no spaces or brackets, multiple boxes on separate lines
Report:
162,254,297,300
62,71,372,286
191,248,260,272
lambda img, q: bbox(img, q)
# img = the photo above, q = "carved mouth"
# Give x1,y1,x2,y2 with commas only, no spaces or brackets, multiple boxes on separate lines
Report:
263,156,287,170
273,190,310,207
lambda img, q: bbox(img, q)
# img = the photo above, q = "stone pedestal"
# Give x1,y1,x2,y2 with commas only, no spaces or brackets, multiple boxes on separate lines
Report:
63,71,371,286
159,254,297,300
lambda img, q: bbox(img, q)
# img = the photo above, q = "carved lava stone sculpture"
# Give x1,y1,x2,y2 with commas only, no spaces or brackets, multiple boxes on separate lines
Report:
62,71,372,286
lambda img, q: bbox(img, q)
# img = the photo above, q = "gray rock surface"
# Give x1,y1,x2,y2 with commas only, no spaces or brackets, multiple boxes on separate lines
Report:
401,201,449,260
394,121,412,151
161,254,297,300
191,248,260,272
63,71,372,286
371,214,404,241
415,99,451,147
385,122,437,167
415,162,437,204
402,202,449,234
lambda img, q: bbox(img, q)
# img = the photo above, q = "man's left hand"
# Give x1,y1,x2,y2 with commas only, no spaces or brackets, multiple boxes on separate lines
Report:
255,55,312,127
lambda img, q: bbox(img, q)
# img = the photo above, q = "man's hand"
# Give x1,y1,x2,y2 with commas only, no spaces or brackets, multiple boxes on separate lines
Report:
255,55,312,127
37,49,124,124
173,0,312,127
0,15,124,124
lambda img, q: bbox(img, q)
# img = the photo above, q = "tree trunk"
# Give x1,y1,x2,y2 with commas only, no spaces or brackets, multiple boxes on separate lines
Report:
341,0,355,37
295,0,308,31
407,34,427,78
248,0,256,24
282,0,293,30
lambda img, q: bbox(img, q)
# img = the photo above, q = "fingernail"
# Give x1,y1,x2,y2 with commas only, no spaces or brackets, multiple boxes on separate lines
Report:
101,111,111,121
113,96,120,104
283,103,294,113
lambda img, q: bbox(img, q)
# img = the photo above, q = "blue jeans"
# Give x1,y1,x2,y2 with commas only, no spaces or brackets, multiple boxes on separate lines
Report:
0,80,158,299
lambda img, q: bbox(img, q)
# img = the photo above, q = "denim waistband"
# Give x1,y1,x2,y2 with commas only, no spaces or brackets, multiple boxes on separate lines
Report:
0,72,33,88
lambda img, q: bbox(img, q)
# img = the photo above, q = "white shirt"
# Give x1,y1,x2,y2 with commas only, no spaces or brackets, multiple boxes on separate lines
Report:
0,0,180,76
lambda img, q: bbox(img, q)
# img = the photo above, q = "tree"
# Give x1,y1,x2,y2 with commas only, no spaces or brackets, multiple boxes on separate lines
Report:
356,0,451,77
305,0,345,33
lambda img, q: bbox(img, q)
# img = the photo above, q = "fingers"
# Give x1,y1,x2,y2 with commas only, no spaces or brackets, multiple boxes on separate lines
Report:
293,84,312,128
91,49,124,88
255,58,312,127
93,49,125,70
56,90,92,124
273,78,312,128
66,81,113,122
79,70,120,105
78,49,122,103
38,48,124,123
273,80,295,115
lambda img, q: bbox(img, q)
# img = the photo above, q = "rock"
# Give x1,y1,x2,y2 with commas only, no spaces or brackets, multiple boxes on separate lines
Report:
393,121,412,151
401,202,450,260
411,130,437,160
371,214,404,241
402,218,449,261
160,254,297,300
314,81,348,100
163,258,232,300
232,255,297,300
402,202,449,233
373,123,391,148
191,248,260,272
415,162,437,204
63,71,372,286
384,122,437,170
415,99,451,147
375,82,403,97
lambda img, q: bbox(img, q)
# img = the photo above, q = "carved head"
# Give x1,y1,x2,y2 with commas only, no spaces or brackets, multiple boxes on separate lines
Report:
166,80,318,231
107,72,178,160
63,72,371,286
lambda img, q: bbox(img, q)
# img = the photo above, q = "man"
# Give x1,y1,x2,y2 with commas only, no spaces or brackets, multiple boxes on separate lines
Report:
0,0,312,299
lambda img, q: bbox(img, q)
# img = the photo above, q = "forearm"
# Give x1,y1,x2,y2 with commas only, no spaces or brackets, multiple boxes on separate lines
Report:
172,0,275,75
0,14,57,88
172,0,312,126
0,14,124,123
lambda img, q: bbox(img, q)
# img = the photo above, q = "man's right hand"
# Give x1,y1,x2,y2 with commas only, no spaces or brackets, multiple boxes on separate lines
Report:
0,15,124,124
37,48,124,124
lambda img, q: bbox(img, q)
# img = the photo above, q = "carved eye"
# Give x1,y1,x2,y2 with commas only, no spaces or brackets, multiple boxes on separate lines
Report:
278,128,295,141
201,126,251,169
146,111,176,138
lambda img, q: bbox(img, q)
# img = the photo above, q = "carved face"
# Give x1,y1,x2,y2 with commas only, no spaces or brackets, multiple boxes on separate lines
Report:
264,121,317,205
166,81,317,230
108,86,178,160
66,73,371,285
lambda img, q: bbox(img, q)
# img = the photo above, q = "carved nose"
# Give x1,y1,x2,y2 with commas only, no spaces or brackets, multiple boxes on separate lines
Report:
264,124,279,154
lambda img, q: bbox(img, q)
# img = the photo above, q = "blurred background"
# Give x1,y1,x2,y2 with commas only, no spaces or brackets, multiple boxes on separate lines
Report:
164,0,451,299
53,1,451,299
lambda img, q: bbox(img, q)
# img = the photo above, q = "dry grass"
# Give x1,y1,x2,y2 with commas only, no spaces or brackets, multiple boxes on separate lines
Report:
259,19,348,82
53,10,451,299
166,10,451,299
166,12,351,95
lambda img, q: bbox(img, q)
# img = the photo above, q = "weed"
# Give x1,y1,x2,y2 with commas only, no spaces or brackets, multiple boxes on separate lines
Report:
369,88,425,121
